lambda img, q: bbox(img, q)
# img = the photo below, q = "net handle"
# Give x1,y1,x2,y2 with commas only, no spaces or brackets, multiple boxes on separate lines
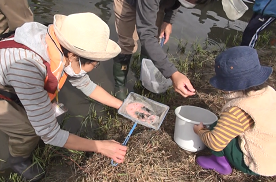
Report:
111,122,138,167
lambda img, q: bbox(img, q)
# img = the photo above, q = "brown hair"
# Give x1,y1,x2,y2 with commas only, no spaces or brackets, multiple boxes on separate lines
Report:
60,45,96,65
243,79,272,95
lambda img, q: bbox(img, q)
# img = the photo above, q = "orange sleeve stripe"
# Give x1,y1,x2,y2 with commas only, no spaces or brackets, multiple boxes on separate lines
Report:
230,108,241,115
229,107,254,131
217,117,244,132
219,118,243,129
202,131,229,151
209,135,224,149
215,126,236,138
198,107,254,151
239,115,248,122
214,129,235,140
215,132,231,141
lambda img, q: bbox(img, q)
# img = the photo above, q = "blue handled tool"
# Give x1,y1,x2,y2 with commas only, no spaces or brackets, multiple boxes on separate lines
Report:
159,36,165,47
111,122,138,166
110,37,167,167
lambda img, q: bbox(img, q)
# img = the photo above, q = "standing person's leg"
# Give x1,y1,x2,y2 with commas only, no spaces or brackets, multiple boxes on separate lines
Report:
0,0,33,34
241,13,275,48
0,87,44,180
0,11,9,35
113,0,138,100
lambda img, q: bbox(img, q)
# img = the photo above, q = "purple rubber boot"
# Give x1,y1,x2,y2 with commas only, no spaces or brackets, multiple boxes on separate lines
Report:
196,155,232,175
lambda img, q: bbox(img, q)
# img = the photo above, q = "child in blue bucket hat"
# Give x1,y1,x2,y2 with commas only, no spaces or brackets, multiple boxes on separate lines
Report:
193,46,276,176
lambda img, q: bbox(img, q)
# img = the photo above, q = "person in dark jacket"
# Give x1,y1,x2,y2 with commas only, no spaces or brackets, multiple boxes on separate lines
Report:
241,0,276,47
112,0,210,100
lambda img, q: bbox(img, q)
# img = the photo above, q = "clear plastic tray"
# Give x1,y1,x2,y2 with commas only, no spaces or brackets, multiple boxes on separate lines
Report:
118,92,170,130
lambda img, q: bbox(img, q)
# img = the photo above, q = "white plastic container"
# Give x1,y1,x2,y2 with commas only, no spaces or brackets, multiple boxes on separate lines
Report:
140,58,172,94
222,0,248,20
174,106,218,152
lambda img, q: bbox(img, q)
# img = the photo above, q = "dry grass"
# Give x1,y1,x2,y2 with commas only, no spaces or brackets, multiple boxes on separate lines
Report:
2,37,276,182
54,46,276,182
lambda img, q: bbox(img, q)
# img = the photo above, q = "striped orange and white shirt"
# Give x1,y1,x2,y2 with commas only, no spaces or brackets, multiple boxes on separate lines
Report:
198,106,254,151
0,23,97,147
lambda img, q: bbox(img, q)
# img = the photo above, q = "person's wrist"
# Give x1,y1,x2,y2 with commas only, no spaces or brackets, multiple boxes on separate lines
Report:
91,140,102,153
170,71,179,78
195,130,200,135
116,100,123,110
196,128,204,135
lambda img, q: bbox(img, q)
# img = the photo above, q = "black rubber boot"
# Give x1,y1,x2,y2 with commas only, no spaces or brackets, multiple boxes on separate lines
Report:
139,48,148,63
9,154,45,182
113,54,132,101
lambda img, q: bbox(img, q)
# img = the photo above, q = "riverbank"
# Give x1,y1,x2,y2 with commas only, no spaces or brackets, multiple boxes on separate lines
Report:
1,32,276,182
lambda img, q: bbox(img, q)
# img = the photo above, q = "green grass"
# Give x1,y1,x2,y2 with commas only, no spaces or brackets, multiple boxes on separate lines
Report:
1,31,276,181
0,173,23,182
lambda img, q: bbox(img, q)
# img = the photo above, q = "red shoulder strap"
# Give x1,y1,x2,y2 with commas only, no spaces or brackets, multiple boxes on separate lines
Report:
0,39,58,94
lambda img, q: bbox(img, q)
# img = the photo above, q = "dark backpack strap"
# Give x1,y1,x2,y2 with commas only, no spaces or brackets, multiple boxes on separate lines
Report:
0,39,58,106
0,39,58,94
0,31,15,41
0,89,23,107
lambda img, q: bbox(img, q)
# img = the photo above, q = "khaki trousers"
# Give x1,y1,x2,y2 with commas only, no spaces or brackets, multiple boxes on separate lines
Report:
113,0,165,54
0,0,33,34
0,85,39,157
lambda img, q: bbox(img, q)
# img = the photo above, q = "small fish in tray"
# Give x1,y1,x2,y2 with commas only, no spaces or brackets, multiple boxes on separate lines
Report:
111,92,169,166
125,102,159,125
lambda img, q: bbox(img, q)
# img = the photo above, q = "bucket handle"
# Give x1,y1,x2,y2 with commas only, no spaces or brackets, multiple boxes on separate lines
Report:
111,122,137,167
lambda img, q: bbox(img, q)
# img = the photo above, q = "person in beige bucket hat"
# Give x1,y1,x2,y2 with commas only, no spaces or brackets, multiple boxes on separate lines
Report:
54,13,121,61
0,12,126,181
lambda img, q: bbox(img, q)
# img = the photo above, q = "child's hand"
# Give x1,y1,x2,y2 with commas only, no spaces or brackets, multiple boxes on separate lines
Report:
193,122,204,135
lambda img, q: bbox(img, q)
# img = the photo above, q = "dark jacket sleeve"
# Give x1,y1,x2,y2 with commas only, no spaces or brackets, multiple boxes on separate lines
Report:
163,1,181,24
163,9,177,24
135,0,178,78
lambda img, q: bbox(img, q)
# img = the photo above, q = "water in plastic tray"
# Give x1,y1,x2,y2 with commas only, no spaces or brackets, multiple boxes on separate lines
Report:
118,92,170,130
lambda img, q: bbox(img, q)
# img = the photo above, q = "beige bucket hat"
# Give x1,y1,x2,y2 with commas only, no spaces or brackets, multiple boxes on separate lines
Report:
222,0,248,20
53,12,121,61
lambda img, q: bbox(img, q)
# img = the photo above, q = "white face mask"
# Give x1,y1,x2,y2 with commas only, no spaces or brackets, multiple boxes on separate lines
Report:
179,0,196,8
64,58,87,77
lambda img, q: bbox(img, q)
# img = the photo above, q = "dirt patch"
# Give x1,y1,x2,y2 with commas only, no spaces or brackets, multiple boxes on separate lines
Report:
3,46,275,182
75,47,276,182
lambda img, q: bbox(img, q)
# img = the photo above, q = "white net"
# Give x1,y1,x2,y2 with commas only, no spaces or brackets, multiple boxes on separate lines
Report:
140,58,172,94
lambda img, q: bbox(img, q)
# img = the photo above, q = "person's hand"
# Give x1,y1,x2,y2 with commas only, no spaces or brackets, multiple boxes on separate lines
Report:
159,22,172,44
98,140,127,163
170,71,196,97
193,122,204,135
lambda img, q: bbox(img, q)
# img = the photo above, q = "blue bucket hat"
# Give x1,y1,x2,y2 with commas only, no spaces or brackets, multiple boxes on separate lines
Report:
210,46,273,91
